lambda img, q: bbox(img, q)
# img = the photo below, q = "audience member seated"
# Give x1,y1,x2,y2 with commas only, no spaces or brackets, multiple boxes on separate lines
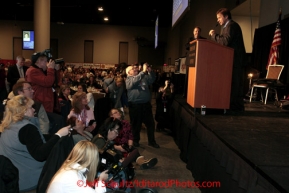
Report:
47,140,108,193
155,80,175,132
68,92,96,133
77,84,95,111
12,81,50,134
0,95,70,192
86,75,102,89
71,74,84,87
110,108,158,169
62,76,72,86
8,80,65,135
58,84,72,121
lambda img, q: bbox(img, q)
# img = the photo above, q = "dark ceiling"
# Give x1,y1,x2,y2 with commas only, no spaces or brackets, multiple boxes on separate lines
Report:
2,0,173,28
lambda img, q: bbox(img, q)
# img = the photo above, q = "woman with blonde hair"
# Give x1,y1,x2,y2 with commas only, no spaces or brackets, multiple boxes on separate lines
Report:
0,95,70,192
47,140,108,193
68,91,96,133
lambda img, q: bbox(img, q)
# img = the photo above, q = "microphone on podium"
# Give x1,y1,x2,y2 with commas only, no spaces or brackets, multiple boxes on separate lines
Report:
215,23,219,27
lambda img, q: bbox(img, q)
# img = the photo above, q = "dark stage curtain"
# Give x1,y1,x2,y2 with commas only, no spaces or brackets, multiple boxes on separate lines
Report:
170,97,284,192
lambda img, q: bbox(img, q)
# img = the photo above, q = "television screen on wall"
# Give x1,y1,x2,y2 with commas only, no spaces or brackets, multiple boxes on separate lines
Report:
22,30,35,50
155,16,159,49
172,0,189,27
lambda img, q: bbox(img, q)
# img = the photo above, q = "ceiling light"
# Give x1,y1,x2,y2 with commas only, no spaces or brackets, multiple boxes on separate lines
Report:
98,7,103,11
57,21,64,25
104,17,109,21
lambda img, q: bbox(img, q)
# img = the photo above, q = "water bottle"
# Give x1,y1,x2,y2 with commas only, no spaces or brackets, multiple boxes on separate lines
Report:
201,105,206,115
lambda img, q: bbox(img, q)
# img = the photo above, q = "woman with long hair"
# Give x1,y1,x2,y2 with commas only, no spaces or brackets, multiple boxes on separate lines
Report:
0,95,70,192
47,140,108,193
68,91,96,133
77,84,95,111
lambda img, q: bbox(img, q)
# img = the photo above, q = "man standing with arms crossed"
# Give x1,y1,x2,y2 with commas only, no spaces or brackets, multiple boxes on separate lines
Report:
126,63,160,148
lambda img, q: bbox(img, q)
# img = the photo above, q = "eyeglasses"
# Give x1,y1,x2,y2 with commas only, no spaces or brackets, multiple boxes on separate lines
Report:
23,87,33,91
112,111,119,115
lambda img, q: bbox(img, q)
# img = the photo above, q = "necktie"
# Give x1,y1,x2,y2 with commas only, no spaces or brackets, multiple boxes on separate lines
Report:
19,67,24,78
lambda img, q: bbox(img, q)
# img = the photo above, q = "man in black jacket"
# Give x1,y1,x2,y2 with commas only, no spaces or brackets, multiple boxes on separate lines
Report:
183,26,206,98
7,55,28,92
209,8,246,112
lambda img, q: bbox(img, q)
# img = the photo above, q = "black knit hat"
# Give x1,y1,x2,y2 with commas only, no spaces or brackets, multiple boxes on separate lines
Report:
31,49,52,65
31,52,47,65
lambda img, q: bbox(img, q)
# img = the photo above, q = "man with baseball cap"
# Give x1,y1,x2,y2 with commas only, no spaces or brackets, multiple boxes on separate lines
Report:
125,63,160,148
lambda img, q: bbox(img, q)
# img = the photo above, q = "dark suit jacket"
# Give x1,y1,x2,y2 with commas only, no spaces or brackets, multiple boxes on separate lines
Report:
36,136,74,193
211,20,246,68
7,65,28,90
185,36,206,51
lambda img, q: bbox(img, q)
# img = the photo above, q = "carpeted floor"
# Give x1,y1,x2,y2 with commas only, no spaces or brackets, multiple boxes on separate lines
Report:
124,97,201,193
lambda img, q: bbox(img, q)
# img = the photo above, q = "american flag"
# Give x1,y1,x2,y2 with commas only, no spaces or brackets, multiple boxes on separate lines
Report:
266,10,282,69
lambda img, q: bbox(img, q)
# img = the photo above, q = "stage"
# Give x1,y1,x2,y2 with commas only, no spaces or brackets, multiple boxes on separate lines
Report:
170,95,289,193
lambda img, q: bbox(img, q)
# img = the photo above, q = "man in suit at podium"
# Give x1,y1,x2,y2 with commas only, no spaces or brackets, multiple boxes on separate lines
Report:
183,26,206,98
7,55,28,92
209,8,246,112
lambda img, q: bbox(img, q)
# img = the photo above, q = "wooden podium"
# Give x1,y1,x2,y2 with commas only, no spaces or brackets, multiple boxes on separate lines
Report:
187,39,234,109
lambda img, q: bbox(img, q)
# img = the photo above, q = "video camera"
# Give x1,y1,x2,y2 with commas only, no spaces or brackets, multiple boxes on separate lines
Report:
100,142,135,179
99,141,135,191
42,49,64,64
100,141,123,175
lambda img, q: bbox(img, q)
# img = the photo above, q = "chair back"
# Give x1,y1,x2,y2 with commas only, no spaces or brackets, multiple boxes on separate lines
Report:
266,65,284,80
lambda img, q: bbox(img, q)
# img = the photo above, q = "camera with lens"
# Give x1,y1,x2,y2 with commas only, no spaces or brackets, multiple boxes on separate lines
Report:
99,141,122,174
99,141,135,181
42,49,64,64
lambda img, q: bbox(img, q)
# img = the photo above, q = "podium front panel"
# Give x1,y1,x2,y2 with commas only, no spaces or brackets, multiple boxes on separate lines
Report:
186,40,233,109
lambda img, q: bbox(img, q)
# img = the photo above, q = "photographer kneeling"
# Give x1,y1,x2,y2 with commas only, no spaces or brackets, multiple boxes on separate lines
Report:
110,108,158,169
91,118,142,187
91,118,135,168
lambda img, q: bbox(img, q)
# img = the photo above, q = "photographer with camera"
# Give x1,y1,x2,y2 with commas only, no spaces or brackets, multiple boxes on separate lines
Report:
110,108,158,170
155,80,175,132
125,63,159,148
91,118,141,190
25,50,56,113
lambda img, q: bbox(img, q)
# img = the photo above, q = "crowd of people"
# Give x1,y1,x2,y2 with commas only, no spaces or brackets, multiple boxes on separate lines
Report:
0,6,246,192
0,48,175,192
